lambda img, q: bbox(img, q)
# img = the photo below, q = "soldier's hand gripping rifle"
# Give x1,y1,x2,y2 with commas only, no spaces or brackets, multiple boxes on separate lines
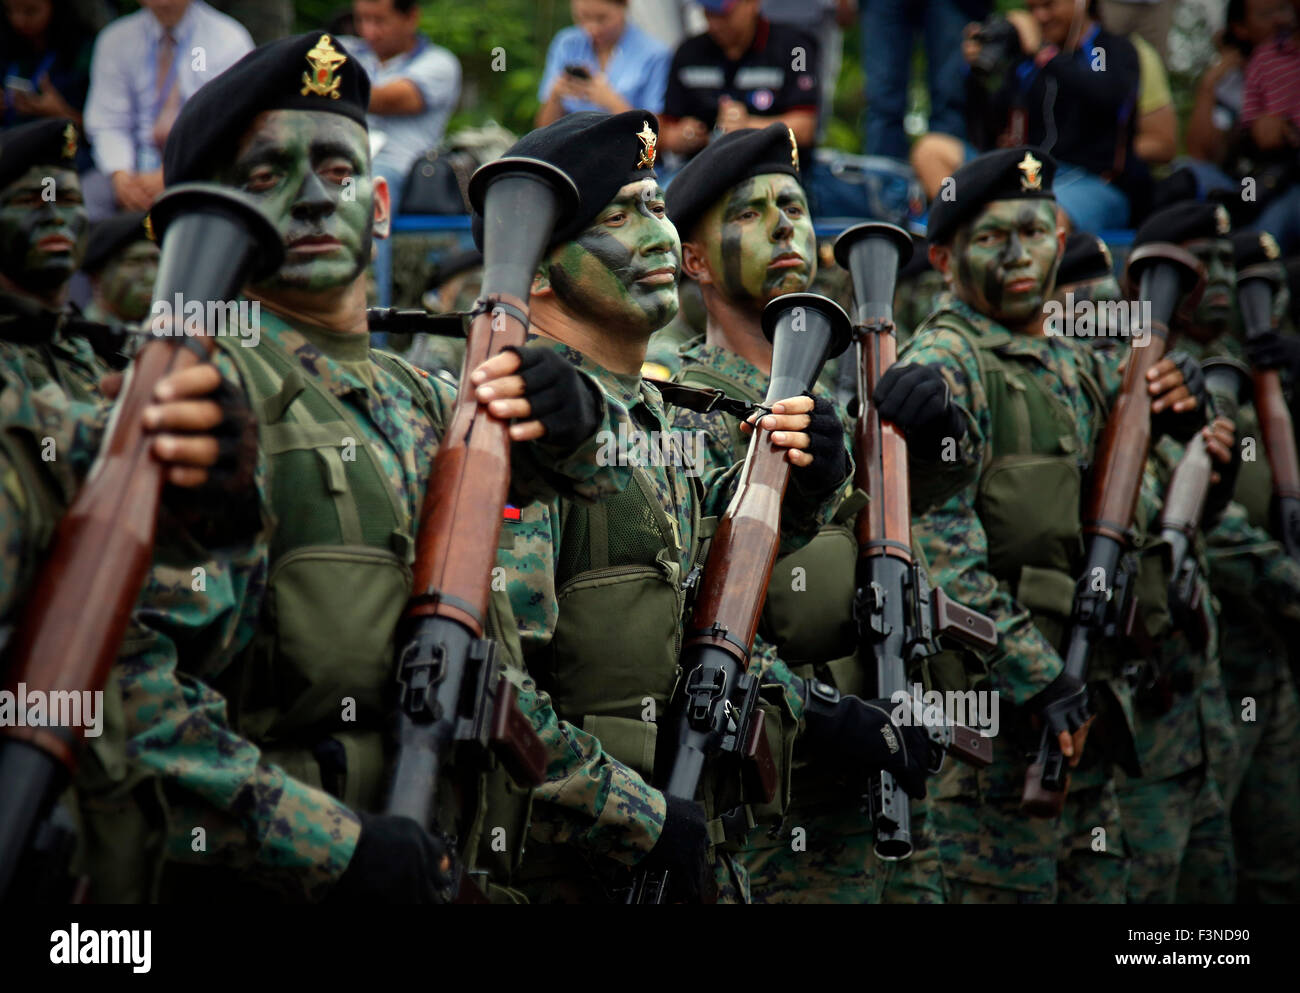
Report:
1161,359,1252,652
0,185,284,900
833,222,998,860
382,159,579,899
1021,242,1204,816
1236,260,1300,561
627,292,851,904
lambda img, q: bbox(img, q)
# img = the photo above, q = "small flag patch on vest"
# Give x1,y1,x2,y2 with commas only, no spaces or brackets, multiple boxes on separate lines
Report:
503,505,521,521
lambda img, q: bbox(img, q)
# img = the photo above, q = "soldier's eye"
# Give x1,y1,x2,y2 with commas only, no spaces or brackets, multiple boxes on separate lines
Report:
603,211,627,226
319,159,354,185
245,167,278,193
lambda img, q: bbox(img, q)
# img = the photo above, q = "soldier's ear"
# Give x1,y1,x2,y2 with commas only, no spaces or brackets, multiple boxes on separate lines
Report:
531,262,553,297
681,241,712,284
928,243,951,277
372,175,391,241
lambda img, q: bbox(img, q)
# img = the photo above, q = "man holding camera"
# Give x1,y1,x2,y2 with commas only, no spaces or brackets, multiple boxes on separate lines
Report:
911,0,1141,234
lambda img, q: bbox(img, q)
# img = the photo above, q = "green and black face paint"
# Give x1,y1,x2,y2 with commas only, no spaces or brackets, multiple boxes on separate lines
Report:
219,109,375,294
0,165,88,295
1185,237,1236,334
696,173,816,308
100,239,160,322
544,178,682,337
952,198,1059,327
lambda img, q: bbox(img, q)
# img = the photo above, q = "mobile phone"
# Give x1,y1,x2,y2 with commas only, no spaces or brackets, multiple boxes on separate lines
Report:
564,64,592,80
4,76,35,96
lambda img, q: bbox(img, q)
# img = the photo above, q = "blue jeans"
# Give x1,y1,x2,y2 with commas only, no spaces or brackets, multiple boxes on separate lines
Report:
1252,184,1300,255
1053,164,1131,233
861,0,970,160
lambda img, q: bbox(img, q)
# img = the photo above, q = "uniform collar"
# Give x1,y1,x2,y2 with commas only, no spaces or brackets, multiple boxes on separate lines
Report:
527,331,656,414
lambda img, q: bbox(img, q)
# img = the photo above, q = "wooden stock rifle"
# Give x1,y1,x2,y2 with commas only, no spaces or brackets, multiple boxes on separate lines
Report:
0,184,283,900
833,222,997,860
381,158,579,901
1021,242,1205,816
1236,262,1300,562
627,292,851,903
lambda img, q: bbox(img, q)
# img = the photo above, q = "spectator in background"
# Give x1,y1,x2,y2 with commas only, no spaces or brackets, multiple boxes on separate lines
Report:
84,0,252,212
660,0,818,163
1,0,96,130
206,0,293,46
862,0,987,161
1187,0,1293,182
763,0,855,139
536,0,670,126
346,0,459,208
1240,1,1300,249
912,0,1140,233
1098,0,1174,61
1131,31,1177,165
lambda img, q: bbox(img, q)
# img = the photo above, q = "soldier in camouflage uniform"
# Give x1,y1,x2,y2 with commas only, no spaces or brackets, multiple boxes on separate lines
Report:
79,210,159,368
111,33,642,904
1051,225,1240,903
662,123,946,904
477,111,929,904
880,147,1205,903
0,118,109,402
1142,210,1300,903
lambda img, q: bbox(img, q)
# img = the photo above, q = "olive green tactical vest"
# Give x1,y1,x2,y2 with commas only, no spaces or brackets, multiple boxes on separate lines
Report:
934,315,1155,774
522,398,791,864
165,335,530,899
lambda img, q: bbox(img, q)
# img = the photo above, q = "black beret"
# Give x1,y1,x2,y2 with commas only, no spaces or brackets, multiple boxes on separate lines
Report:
427,248,482,288
664,123,803,240
1057,232,1114,286
926,146,1055,246
1231,229,1282,270
82,211,152,274
165,32,370,186
0,118,79,190
471,110,659,251
1132,200,1231,248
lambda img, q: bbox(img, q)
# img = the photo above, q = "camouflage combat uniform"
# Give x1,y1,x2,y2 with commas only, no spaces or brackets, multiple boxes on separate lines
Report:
901,298,1135,903
1179,335,1300,902
1114,437,1239,904
667,337,945,904
498,335,839,903
0,290,108,403
117,308,640,902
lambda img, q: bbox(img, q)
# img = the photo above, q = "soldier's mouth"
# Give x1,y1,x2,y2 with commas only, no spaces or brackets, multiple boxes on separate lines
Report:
634,265,677,286
768,252,805,270
36,234,74,253
286,234,342,255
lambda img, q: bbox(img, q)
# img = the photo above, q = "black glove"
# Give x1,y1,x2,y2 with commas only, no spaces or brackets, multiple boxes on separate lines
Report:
790,395,850,497
328,812,458,904
1245,328,1300,382
507,345,602,452
638,795,712,903
1026,671,1091,741
872,363,966,460
1152,350,1208,443
801,680,934,799
160,374,261,549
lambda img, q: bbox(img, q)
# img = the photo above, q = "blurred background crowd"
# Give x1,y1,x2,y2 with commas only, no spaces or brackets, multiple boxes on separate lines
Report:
4,0,1298,361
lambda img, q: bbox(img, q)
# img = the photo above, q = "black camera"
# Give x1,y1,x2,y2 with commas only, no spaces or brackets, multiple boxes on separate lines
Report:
970,15,1023,81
